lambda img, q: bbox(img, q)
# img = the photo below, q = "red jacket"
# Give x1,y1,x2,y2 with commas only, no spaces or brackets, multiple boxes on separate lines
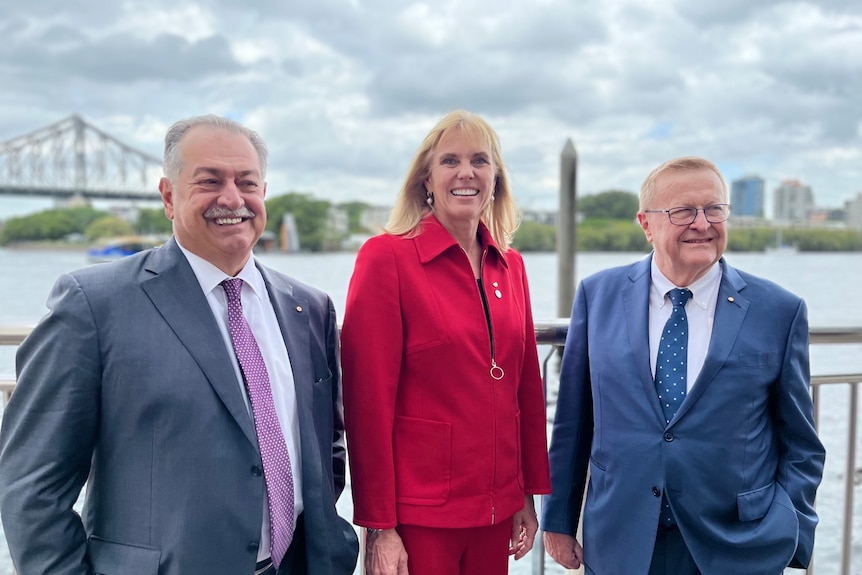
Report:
341,215,551,529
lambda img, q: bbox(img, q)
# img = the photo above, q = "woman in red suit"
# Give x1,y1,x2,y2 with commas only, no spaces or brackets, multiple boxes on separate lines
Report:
341,110,551,575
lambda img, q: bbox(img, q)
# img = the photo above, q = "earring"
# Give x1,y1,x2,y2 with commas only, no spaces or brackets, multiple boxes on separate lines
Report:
426,193,434,207
491,194,496,201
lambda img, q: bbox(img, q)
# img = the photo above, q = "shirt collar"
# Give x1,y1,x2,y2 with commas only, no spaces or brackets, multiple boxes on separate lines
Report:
650,258,721,310
175,240,266,301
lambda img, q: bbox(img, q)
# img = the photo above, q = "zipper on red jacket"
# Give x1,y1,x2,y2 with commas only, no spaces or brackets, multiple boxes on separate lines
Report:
478,248,502,525
478,249,504,381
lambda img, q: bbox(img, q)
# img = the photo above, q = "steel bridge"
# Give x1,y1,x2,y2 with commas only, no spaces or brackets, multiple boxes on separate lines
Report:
0,115,162,202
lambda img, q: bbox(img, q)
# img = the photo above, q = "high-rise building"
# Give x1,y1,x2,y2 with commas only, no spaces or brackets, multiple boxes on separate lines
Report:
773,179,814,223
730,175,765,218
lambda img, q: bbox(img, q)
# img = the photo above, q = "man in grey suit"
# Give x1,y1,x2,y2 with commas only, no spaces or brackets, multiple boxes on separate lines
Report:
0,115,359,575
541,157,825,574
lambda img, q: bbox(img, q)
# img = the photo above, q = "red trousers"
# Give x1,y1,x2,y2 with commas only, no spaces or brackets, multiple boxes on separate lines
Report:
397,520,512,575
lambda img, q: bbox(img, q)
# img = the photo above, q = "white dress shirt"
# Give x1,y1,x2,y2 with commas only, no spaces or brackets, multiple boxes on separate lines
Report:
177,242,303,562
648,258,722,391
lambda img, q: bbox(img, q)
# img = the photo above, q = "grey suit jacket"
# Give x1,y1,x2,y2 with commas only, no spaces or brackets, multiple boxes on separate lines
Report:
0,238,359,575
542,255,825,575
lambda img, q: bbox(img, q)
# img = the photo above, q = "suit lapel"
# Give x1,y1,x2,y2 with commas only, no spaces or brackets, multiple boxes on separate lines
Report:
258,267,323,474
624,256,666,422
674,260,749,421
141,239,257,445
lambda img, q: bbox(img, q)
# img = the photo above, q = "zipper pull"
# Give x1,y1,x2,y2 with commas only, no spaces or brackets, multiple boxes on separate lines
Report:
490,359,504,380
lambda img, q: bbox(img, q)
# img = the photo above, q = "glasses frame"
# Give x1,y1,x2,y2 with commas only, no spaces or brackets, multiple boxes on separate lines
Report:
643,203,731,226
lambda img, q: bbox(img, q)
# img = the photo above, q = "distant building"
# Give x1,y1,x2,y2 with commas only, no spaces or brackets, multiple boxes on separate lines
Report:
328,205,349,235
522,209,559,226
108,205,139,224
342,205,392,250
359,205,392,233
773,179,814,223
730,175,765,218
846,192,862,230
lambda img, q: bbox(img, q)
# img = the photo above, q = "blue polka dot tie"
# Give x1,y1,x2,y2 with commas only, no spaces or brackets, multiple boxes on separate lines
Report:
656,288,692,424
656,287,691,526
222,279,294,567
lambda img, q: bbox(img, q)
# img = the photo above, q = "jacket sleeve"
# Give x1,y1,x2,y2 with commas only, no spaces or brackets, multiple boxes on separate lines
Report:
325,294,349,499
340,238,403,529
511,250,551,494
541,281,594,536
0,274,99,575
774,299,825,568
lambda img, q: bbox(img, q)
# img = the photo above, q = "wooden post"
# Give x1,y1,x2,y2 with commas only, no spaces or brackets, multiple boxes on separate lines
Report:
557,139,578,319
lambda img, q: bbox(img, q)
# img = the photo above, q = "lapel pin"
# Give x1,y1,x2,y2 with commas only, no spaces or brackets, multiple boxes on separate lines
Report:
727,297,734,303
495,289,502,299
295,306,303,312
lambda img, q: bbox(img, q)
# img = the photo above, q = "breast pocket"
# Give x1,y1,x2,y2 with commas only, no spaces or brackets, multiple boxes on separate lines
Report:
737,351,781,368
88,536,161,575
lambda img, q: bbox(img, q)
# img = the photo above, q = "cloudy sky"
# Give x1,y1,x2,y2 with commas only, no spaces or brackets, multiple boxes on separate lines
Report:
1,0,860,219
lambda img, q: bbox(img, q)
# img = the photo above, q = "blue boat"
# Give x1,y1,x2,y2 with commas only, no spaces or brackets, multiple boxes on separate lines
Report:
87,235,164,263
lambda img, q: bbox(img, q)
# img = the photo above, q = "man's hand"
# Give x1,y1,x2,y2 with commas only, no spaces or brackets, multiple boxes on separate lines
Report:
543,531,584,570
365,528,409,575
509,495,539,560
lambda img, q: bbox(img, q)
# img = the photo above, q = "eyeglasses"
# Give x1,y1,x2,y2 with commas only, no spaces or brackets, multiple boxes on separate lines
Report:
643,204,731,226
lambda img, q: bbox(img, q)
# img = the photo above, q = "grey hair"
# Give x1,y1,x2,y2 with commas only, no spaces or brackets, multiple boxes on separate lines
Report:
163,115,268,182
639,156,727,211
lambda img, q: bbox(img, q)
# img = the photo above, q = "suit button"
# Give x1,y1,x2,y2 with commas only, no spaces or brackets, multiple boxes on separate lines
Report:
251,465,263,476
247,541,260,553
652,486,661,497
664,432,674,442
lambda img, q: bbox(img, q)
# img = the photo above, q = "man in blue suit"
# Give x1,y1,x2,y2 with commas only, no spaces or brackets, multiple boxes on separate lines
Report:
542,157,825,574
0,115,358,574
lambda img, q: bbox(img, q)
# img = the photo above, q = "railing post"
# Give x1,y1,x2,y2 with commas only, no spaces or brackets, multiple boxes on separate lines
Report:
809,384,820,575
534,345,562,575
840,382,858,575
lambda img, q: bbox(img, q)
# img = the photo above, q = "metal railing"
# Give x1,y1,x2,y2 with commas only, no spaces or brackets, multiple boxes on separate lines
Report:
2,324,861,575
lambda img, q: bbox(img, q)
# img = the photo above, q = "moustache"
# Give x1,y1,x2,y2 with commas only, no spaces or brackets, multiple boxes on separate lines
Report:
204,207,256,219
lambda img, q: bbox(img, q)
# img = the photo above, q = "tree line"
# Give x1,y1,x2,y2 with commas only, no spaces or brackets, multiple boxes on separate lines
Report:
512,190,862,252
2,190,860,252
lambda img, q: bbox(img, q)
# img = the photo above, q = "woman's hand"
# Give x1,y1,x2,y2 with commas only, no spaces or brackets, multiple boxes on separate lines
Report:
365,528,409,575
509,495,539,560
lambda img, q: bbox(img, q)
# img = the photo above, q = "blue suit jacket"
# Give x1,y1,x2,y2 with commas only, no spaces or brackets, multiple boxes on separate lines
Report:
542,255,825,575
0,238,358,575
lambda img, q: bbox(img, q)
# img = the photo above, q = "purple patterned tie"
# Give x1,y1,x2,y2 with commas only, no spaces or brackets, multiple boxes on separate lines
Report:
222,278,295,567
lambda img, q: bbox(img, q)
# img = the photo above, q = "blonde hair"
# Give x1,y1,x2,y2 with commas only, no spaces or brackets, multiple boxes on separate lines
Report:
385,110,519,251
639,156,728,210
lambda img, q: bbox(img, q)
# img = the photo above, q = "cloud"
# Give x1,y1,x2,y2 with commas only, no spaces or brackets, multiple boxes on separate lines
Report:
0,0,860,217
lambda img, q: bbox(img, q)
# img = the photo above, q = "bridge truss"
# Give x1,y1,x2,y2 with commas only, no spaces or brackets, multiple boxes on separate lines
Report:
0,115,162,201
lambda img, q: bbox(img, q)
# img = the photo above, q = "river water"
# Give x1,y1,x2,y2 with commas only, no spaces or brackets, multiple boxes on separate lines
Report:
0,247,860,574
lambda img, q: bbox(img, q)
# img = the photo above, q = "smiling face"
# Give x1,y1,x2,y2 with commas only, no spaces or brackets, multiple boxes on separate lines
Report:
159,124,267,275
425,126,496,233
637,167,728,286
